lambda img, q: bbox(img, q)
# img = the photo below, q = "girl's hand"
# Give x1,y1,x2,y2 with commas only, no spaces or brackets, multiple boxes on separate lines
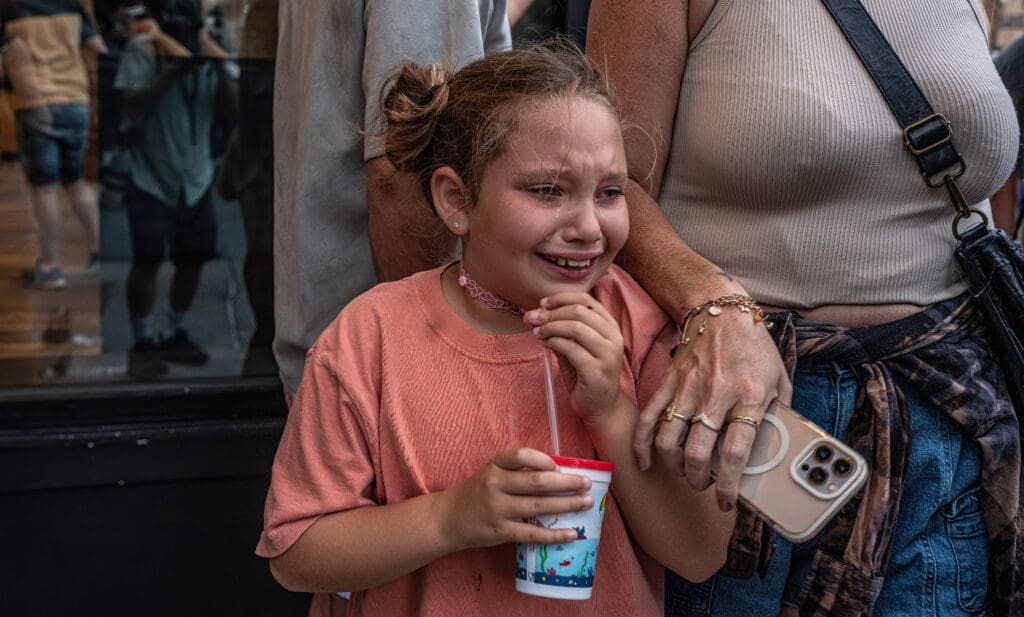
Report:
525,293,625,419
439,448,593,550
633,309,791,512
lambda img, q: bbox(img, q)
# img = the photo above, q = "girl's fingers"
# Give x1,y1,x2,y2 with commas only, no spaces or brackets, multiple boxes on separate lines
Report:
528,294,619,339
535,319,613,361
540,292,616,323
505,493,595,519
509,521,584,546
492,447,557,472
540,334,606,375
502,468,592,496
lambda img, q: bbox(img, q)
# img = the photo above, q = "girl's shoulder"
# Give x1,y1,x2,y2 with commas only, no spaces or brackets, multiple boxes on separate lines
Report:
312,268,438,359
593,265,670,326
593,265,672,351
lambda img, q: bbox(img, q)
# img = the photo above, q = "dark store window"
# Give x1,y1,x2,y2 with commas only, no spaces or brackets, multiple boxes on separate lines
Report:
1,0,276,391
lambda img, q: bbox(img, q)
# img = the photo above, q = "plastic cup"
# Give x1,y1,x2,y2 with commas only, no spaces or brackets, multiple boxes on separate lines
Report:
515,456,614,600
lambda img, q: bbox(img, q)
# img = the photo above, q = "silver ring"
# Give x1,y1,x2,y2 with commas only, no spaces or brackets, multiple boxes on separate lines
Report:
690,411,721,432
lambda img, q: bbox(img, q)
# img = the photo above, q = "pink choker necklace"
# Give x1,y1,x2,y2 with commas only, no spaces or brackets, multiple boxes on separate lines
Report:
457,262,524,315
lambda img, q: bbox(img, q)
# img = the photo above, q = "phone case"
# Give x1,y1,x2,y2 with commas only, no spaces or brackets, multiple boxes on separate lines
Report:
723,400,868,543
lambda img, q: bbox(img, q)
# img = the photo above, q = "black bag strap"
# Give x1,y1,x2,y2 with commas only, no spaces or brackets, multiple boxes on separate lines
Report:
819,0,989,237
819,0,964,182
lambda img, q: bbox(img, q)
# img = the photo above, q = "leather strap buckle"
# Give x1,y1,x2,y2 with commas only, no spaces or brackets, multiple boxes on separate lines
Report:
903,113,953,156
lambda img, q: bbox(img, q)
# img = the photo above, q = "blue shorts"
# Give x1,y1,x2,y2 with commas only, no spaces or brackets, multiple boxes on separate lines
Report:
666,360,988,616
14,104,89,186
125,182,217,266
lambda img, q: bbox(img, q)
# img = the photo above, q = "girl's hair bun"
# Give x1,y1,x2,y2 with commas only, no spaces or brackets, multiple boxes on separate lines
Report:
382,63,450,173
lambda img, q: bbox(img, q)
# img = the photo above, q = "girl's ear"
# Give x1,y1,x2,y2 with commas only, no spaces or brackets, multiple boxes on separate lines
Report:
431,166,471,236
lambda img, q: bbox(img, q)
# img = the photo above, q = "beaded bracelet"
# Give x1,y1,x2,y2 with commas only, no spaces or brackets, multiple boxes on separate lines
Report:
677,294,773,347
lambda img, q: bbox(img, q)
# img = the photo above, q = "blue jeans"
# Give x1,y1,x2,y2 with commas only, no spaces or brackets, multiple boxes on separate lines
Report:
666,360,989,616
14,104,89,186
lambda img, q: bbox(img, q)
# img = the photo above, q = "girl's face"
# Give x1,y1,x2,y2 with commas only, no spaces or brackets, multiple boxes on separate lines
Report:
458,97,629,311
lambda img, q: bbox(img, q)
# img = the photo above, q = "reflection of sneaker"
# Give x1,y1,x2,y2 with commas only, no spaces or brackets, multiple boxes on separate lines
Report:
128,338,168,380
21,263,67,290
84,252,100,276
159,329,209,365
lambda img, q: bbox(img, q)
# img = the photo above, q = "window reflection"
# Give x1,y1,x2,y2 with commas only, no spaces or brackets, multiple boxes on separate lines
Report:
0,0,277,386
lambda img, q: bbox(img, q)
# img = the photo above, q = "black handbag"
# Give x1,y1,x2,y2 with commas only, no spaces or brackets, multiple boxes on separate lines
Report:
821,0,1024,416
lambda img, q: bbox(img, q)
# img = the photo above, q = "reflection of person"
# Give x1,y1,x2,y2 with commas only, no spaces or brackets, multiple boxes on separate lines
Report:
257,45,732,616
0,0,106,289
115,0,235,378
994,33,1024,241
589,1,1021,616
231,0,276,374
272,0,511,403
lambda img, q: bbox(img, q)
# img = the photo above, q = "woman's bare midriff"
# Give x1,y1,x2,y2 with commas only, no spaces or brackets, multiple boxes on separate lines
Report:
759,303,925,329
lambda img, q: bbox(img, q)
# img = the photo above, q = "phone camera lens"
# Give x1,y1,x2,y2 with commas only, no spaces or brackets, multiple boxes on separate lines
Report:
833,458,852,476
808,467,828,485
814,446,833,462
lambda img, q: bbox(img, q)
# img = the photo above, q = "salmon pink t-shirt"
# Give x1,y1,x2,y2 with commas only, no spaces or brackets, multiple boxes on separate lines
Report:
257,264,675,616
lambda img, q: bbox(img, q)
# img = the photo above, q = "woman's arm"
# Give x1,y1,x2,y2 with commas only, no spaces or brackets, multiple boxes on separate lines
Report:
588,0,791,513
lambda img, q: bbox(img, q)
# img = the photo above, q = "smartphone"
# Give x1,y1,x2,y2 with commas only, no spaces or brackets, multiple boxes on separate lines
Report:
713,400,868,543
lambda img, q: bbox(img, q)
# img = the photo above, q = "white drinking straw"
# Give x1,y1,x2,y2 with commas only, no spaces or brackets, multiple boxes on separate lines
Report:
541,349,561,456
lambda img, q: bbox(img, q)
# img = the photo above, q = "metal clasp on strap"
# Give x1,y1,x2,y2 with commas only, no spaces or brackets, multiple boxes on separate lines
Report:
944,176,989,241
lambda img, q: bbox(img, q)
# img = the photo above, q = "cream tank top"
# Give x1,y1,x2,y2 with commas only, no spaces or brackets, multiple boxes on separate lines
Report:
658,0,1018,308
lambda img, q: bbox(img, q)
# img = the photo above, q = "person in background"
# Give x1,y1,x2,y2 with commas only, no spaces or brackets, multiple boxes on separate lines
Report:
258,44,732,616
993,32,1024,241
0,0,106,289
589,0,1021,615
115,0,235,378
271,1,510,403
213,0,277,375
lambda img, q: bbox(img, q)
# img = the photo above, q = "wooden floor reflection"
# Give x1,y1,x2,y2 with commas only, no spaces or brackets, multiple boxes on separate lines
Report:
0,155,270,388
0,161,102,365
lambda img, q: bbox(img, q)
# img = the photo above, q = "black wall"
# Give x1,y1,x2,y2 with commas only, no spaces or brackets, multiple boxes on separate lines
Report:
0,379,310,616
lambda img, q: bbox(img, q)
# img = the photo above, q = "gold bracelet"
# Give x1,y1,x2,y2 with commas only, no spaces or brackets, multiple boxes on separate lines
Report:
677,294,773,347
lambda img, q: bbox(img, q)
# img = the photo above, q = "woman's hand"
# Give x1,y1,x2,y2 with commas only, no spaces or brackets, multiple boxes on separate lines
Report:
634,308,791,512
525,292,625,419
438,448,593,550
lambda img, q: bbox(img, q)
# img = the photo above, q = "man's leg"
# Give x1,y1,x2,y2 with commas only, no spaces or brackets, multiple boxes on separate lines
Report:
65,179,100,258
15,106,66,288
28,183,62,269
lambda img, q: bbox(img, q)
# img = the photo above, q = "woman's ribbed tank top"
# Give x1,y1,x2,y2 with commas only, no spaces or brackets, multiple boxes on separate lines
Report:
657,0,1018,308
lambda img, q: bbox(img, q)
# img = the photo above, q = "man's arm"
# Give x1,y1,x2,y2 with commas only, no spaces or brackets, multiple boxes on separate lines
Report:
118,36,192,118
991,173,1020,235
362,1,510,282
83,34,108,55
366,156,455,281
982,0,996,25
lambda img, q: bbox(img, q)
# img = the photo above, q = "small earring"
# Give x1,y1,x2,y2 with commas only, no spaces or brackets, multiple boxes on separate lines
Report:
453,221,460,228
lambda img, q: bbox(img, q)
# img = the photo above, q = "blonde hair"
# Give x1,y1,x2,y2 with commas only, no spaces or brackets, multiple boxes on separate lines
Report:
381,39,621,205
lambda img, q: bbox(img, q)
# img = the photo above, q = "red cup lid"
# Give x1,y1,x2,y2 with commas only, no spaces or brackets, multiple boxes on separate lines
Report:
551,455,615,472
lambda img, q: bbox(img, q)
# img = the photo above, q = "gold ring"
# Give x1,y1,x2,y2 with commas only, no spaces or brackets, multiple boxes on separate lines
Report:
690,412,721,432
727,415,761,429
662,405,679,422
672,412,692,422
